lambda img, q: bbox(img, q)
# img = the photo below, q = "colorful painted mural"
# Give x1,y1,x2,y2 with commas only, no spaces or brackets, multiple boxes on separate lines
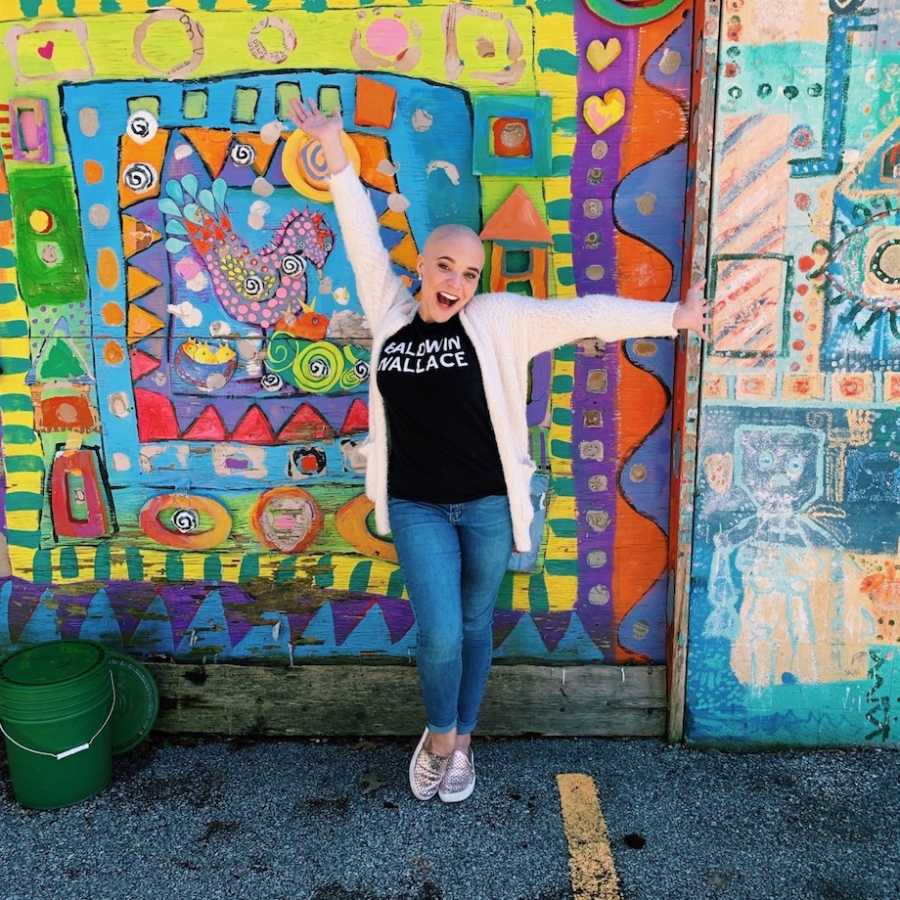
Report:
0,1,693,676
686,0,900,745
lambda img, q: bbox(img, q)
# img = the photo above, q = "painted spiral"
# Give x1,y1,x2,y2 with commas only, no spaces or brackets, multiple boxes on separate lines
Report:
292,341,344,392
261,372,284,392
280,254,306,276
230,142,256,167
338,347,371,390
265,336,370,394
123,162,158,193
242,274,265,297
126,111,158,144
265,332,296,374
298,139,330,185
171,508,200,534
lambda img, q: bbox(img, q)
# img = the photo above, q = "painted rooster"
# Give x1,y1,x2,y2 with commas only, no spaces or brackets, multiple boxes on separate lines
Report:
160,174,334,330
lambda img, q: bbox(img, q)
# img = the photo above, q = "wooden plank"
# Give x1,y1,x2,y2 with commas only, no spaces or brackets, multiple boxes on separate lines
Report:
666,0,722,743
147,662,667,738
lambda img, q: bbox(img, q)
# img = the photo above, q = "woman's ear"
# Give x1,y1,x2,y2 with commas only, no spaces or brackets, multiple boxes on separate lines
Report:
416,254,424,278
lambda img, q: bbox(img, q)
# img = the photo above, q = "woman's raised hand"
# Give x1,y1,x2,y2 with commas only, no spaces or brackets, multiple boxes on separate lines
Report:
673,278,713,342
288,97,348,175
289,97,342,141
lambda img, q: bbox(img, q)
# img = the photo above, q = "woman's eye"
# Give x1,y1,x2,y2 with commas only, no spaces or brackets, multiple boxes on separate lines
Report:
438,263,449,271
465,272,477,280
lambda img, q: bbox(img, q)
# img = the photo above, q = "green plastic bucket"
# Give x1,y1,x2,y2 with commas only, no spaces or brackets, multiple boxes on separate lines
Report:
0,641,115,810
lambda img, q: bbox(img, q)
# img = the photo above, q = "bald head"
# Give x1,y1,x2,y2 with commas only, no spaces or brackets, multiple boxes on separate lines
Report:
424,224,485,264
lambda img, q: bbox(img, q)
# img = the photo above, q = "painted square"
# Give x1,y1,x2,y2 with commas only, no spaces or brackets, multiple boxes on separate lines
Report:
10,98,52,163
503,249,533,276
276,82,301,120
232,87,260,124
472,94,551,176
354,76,397,129
708,254,792,359
8,167,88,307
318,85,342,116
5,20,94,84
182,90,208,120
491,117,532,158
128,96,160,117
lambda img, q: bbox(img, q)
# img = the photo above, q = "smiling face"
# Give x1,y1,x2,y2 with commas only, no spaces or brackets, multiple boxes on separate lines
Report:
415,225,485,323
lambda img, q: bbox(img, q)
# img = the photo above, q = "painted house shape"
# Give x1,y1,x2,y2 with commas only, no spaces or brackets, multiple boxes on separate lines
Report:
480,186,553,297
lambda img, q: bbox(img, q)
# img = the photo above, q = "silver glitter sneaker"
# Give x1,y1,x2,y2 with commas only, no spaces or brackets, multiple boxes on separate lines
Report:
438,747,476,803
408,729,450,801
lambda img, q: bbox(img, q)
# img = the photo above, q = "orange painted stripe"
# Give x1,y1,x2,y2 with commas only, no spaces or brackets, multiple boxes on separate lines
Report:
610,6,690,662
613,349,669,663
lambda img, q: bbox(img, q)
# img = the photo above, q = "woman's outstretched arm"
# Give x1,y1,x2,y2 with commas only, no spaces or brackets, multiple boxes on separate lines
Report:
288,98,406,328
507,280,711,358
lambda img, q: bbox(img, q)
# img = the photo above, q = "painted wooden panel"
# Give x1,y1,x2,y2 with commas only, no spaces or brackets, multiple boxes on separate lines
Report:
686,0,900,746
0,0,694,670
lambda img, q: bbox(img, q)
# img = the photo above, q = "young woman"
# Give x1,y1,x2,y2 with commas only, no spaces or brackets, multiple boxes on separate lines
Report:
289,99,710,803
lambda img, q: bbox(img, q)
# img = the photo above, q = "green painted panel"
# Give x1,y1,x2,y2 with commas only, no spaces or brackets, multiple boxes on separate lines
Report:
8,167,88,307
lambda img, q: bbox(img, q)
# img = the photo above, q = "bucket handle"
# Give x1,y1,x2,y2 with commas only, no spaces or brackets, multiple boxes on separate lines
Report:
0,672,117,761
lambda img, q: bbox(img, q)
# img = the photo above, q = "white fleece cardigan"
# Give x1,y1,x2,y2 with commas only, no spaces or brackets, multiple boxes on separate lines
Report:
326,165,680,553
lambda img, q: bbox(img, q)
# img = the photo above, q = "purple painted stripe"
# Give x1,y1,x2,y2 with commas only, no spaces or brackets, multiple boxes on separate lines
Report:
572,6,638,297
571,343,620,645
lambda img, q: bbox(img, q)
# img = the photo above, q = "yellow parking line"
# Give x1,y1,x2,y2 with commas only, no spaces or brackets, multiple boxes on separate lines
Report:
556,773,622,900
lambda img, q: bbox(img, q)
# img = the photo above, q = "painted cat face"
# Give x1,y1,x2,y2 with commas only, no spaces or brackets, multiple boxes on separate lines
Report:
736,427,823,511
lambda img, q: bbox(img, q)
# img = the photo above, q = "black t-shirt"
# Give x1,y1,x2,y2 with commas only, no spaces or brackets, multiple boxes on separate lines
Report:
376,312,507,504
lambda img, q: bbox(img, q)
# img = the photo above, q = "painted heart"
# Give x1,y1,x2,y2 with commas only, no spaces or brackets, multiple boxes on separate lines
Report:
37,40,54,60
583,90,625,136
586,38,622,73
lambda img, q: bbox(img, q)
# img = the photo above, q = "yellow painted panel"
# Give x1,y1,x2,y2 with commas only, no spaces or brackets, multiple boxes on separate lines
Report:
1,440,43,457
75,545,97,575
108,547,130,581
9,548,36,580
0,302,24,322
366,561,400,595
549,494,576,515
1,410,35,429
220,556,242,584
545,574,577,611
4,510,40,531
7,472,43,493
511,572,531,612
329,554,358,590
0,336,29,359
140,551,168,580
180,553,208,582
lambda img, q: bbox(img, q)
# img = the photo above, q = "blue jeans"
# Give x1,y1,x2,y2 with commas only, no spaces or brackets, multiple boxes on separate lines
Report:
388,494,513,735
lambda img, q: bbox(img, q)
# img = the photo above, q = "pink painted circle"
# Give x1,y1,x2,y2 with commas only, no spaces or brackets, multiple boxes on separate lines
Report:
365,18,409,57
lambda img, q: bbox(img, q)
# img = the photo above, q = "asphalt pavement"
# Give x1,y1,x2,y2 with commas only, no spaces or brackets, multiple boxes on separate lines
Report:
1,736,897,900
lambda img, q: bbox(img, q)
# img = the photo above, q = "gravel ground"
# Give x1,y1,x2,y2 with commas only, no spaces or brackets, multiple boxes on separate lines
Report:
1,736,897,900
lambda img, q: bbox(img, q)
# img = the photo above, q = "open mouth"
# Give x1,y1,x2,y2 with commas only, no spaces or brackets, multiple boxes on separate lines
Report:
436,291,460,309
